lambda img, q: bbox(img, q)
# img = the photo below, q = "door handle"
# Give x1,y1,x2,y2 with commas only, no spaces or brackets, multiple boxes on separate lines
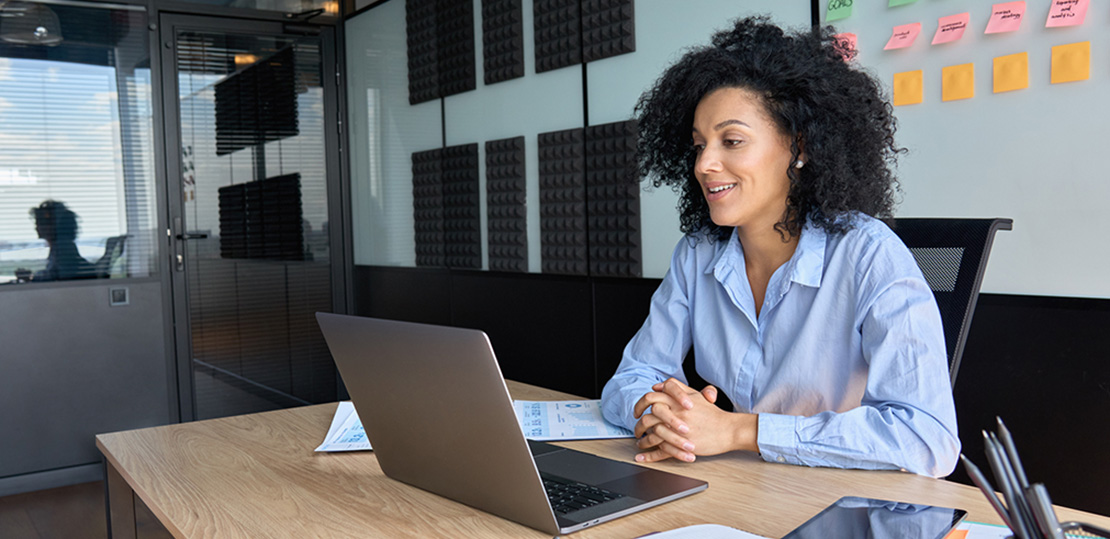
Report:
176,232,209,240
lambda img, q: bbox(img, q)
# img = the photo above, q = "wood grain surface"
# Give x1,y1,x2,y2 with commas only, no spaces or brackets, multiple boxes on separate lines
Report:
97,381,1110,538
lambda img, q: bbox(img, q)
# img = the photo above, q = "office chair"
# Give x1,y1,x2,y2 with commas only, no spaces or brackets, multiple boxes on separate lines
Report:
94,235,127,278
889,218,1012,387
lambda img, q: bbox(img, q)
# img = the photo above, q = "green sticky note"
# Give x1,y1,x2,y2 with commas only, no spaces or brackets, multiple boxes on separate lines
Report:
827,0,853,22
889,0,918,6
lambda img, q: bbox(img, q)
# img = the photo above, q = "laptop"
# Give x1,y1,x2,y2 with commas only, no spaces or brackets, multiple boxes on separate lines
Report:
316,313,708,535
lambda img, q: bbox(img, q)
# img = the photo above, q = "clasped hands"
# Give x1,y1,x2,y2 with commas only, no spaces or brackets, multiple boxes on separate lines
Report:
632,378,758,463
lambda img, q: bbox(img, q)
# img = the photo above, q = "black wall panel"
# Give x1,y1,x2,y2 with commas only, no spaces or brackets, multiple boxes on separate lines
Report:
352,265,452,326
449,272,595,397
949,293,1110,516
592,277,658,395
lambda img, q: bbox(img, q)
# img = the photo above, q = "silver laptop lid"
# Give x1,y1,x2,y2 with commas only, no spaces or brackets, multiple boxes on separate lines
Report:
316,313,560,534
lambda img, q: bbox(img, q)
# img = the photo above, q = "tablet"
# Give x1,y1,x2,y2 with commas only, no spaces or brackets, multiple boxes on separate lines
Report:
782,496,967,539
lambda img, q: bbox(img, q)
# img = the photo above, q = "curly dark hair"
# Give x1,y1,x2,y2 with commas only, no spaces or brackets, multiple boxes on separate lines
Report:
635,16,903,241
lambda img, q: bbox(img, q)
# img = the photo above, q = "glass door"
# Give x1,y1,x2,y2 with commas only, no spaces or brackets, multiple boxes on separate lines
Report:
160,15,344,420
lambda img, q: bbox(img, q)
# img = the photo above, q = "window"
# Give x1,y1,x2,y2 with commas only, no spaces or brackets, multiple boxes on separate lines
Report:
0,1,156,284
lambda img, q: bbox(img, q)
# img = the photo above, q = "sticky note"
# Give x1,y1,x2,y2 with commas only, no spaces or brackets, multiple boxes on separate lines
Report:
884,23,922,50
893,70,924,106
1045,0,1089,28
1051,41,1090,83
985,2,1025,34
942,63,975,101
993,52,1028,93
833,33,857,60
944,530,969,539
827,0,853,22
932,13,970,45
889,0,917,6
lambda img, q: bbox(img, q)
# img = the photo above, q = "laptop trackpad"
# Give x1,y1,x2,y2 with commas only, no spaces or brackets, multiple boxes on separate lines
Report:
534,448,640,485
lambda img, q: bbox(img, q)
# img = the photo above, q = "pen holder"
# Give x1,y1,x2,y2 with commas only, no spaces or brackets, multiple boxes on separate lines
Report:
1003,521,1110,539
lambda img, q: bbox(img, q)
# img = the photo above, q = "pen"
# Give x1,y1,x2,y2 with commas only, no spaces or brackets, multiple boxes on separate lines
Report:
984,432,1033,539
992,432,1039,539
960,453,1013,530
1029,483,1065,539
996,417,1030,489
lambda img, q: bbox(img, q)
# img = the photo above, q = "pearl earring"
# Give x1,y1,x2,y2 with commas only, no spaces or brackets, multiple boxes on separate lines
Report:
795,160,805,169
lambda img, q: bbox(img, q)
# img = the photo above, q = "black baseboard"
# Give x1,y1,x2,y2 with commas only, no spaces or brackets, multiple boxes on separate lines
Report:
353,266,1110,515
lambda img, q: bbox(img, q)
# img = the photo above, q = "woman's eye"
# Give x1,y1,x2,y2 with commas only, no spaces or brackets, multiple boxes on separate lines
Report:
723,139,742,147
692,143,705,153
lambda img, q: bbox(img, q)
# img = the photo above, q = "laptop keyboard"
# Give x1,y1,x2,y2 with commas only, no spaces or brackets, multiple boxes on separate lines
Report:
541,474,625,515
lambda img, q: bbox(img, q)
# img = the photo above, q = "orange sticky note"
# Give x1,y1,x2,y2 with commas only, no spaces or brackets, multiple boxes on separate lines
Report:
942,63,975,101
985,1,1025,34
1051,41,1090,83
893,70,924,106
885,23,922,50
944,530,969,539
933,13,970,45
1046,0,1089,27
993,52,1028,93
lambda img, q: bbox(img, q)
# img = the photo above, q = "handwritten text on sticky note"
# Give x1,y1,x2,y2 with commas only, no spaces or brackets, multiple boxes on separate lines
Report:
932,13,970,45
884,23,922,50
1045,0,1088,28
985,1,1025,34
827,0,853,22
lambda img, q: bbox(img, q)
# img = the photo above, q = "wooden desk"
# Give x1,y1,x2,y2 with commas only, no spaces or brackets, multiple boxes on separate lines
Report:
97,382,1109,538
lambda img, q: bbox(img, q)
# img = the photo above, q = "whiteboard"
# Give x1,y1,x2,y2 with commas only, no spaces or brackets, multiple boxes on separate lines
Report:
827,0,1109,298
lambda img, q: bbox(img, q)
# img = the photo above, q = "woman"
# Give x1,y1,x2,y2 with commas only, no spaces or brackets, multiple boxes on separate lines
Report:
599,17,960,477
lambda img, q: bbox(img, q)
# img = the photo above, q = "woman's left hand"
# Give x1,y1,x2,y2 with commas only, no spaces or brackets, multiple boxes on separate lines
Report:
632,378,758,463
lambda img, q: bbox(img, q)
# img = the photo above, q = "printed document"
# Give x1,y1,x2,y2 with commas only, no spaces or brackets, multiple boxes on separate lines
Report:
513,400,634,441
315,401,372,452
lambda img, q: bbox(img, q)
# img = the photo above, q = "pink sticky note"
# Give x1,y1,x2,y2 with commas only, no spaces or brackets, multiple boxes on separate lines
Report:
1045,0,1089,27
834,32,858,60
932,13,970,44
884,23,922,50
985,1,1025,34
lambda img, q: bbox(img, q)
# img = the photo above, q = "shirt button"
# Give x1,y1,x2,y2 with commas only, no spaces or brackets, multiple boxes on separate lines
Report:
777,456,786,463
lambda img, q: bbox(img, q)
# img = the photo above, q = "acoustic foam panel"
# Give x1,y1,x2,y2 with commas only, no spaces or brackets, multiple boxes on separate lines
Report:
533,0,581,73
441,143,482,269
406,0,476,104
485,137,528,272
412,148,445,266
405,0,440,104
217,173,304,261
585,120,640,277
581,0,635,63
481,0,525,84
436,0,477,98
538,128,587,275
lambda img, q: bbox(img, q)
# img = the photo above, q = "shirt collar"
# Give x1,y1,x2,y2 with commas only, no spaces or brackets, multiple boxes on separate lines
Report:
706,220,828,288
789,220,826,288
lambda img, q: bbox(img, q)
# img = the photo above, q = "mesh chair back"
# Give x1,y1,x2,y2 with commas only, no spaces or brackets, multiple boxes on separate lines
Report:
889,218,1012,387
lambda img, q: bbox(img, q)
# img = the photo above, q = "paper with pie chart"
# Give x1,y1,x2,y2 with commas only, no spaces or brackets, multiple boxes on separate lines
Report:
513,400,634,441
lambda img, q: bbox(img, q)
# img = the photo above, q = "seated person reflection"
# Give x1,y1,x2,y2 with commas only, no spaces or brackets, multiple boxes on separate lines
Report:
15,200,97,282
599,18,960,477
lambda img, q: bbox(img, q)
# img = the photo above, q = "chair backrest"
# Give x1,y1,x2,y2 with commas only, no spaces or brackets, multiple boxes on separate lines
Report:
95,235,127,278
889,218,1012,387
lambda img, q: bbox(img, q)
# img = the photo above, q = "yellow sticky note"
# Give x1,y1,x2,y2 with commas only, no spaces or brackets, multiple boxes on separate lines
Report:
893,70,924,106
1051,41,1090,84
993,52,1028,93
942,63,975,101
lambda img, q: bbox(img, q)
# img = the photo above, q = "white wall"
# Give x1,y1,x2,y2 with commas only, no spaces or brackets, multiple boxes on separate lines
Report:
829,1,1109,298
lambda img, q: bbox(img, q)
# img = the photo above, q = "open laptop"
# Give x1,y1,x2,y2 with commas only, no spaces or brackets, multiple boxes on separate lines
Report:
316,313,707,535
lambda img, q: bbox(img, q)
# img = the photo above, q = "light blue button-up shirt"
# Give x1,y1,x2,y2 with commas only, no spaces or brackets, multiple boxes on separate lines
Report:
600,215,960,477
